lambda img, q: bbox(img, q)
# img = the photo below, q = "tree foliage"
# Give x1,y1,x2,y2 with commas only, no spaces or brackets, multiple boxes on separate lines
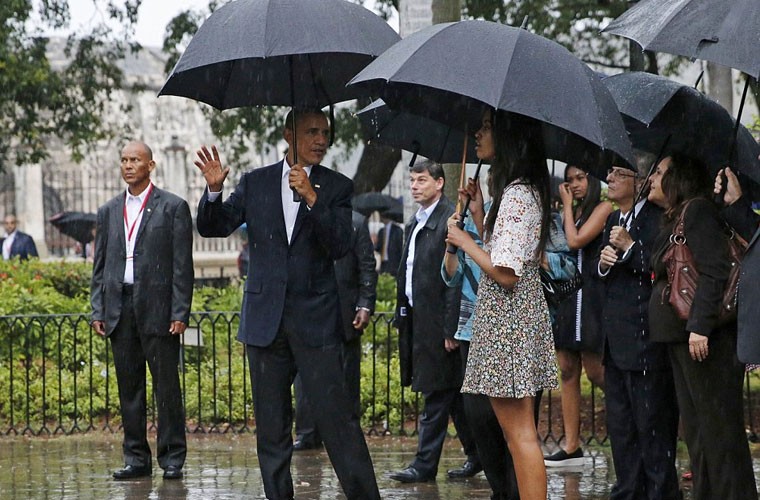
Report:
0,0,142,172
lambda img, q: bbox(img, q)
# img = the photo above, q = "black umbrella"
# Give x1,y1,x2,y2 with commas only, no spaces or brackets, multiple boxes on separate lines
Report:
602,72,760,185
159,0,399,202
348,20,636,179
604,0,760,199
158,0,400,110
352,192,401,217
356,99,477,166
49,212,97,244
603,0,760,79
380,205,404,224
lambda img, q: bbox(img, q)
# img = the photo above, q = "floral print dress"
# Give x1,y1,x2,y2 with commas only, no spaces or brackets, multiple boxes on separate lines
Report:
461,180,558,399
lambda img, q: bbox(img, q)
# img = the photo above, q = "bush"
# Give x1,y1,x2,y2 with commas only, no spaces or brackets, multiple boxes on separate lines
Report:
0,260,411,431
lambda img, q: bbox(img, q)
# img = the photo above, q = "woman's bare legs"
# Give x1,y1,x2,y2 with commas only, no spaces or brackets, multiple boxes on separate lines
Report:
490,395,547,500
556,350,605,453
557,349,582,452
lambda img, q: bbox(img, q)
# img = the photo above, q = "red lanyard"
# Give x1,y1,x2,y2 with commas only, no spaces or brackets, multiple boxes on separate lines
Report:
123,183,153,243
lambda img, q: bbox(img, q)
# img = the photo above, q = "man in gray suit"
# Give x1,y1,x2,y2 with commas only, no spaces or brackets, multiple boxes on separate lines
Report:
90,141,194,481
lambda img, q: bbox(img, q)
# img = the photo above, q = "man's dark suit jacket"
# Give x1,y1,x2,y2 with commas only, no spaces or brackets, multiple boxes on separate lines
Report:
396,195,462,392
196,161,353,347
90,186,194,336
723,196,760,363
336,211,377,341
1,231,38,260
375,223,403,276
597,201,669,371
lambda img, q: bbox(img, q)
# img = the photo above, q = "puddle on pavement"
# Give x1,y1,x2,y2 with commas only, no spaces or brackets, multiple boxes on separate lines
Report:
0,433,738,499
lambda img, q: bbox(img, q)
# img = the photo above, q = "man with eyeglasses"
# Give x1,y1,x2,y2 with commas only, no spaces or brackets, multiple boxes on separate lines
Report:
596,154,680,499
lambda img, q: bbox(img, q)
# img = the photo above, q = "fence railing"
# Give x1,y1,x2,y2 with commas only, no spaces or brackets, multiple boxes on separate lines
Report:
2,312,759,446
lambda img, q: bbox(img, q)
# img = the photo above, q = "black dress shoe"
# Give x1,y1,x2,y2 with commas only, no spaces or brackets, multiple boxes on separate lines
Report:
112,464,152,480
389,466,435,483
293,439,321,451
163,466,183,480
447,460,483,479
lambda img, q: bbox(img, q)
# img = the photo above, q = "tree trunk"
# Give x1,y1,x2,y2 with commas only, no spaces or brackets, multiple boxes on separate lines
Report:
706,62,733,115
353,143,402,194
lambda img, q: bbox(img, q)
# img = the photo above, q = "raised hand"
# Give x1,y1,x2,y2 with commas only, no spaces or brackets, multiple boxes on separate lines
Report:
194,145,229,192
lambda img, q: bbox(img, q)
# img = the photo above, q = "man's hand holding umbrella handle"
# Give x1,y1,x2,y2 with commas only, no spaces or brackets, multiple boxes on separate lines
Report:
609,226,634,255
289,164,317,207
195,145,230,193
714,167,743,206
599,245,619,273
91,320,106,337
169,321,187,336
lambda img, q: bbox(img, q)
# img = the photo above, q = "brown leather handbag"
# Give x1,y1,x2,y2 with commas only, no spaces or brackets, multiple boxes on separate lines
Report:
662,201,747,323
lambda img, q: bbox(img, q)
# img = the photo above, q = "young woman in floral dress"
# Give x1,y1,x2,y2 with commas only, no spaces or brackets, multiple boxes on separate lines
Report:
446,109,557,500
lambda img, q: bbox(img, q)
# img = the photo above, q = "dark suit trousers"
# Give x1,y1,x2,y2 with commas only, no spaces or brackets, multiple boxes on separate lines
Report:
109,287,186,469
460,341,519,499
247,327,379,500
411,385,477,477
294,335,362,445
605,360,679,500
668,333,757,500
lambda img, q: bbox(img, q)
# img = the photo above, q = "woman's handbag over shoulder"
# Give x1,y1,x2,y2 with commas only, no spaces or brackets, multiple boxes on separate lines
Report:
661,201,747,323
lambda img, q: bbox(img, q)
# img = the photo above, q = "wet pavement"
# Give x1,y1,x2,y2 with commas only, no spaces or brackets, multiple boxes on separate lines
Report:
0,432,748,499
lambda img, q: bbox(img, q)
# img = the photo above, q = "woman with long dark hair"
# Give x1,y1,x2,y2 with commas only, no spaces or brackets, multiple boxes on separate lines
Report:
447,109,557,500
649,153,756,499
544,165,612,466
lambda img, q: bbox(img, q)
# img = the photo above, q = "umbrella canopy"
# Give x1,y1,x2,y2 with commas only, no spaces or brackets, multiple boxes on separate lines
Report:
380,204,404,224
357,99,477,165
352,192,401,217
49,212,97,244
603,0,760,79
602,72,760,185
348,20,636,178
158,0,401,109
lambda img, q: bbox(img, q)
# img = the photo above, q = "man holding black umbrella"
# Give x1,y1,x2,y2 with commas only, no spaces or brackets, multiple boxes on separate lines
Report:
195,108,380,500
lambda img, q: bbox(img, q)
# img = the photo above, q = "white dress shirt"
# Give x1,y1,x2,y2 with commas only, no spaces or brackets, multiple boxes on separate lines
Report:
123,183,153,284
2,230,16,260
404,198,441,306
281,159,312,243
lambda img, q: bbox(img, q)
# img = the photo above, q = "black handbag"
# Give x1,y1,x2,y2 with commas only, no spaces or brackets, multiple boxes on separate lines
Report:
540,262,583,307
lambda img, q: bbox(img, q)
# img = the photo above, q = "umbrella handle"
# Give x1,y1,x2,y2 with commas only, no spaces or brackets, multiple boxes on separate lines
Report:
446,160,483,254
715,78,750,206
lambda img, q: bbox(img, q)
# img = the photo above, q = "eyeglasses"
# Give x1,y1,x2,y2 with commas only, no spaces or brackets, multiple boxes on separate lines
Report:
607,168,638,179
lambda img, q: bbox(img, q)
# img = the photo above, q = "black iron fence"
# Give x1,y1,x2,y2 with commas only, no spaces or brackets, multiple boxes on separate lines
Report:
2,311,759,446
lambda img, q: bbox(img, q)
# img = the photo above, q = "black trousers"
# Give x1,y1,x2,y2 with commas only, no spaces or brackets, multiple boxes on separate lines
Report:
669,333,757,500
411,385,478,477
460,341,519,499
605,360,680,500
109,287,186,470
247,326,379,500
293,335,362,446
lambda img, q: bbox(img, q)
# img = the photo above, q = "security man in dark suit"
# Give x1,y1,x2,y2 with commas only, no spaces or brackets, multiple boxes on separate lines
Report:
2,215,38,260
597,159,679,499
90,141,194,481
293,210,377,450
390,160,477,483
375,215,403,276
194,109,380,500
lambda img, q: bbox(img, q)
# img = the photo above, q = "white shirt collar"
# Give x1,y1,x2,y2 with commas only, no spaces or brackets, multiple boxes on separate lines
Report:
125,183,153,203
282,158,313,178
415,197,441,224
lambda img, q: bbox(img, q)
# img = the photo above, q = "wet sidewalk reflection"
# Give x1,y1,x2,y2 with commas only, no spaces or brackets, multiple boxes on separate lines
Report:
0,433,719,499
